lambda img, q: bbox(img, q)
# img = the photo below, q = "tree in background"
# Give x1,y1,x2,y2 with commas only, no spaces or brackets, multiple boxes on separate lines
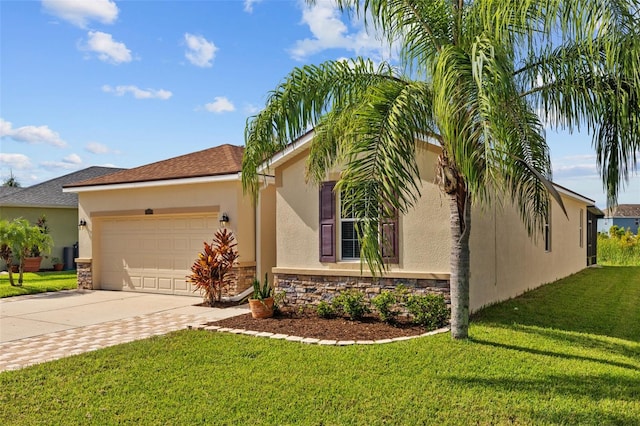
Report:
2,171,21,188
242,0,639,338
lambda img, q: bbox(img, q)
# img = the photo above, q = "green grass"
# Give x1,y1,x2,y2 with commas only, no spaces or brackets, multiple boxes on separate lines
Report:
1,267,639,425
0,271,77,298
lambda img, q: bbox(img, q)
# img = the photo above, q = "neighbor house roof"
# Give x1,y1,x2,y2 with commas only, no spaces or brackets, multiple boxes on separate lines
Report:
0,167,124,208
64,144,244,189
603,204,640,218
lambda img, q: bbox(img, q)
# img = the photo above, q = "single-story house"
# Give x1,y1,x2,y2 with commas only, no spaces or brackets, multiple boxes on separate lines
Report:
0,167,123,270
63,145,275,297
258,133,602,312
597,204,640,235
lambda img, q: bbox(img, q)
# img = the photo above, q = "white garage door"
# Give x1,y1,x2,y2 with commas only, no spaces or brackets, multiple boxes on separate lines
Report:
99,214,217,296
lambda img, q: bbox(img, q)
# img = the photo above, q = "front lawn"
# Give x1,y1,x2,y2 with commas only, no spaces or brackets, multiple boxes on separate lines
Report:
0,271,77,298
1,266,638,425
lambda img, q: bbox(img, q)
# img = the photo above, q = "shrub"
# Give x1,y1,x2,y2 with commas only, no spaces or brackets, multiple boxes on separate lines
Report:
316,301,336,318
598,227,639,266
186,228,239,305
371,290,399,323
405,293,450,330
371,285,408,323
332,289,370,321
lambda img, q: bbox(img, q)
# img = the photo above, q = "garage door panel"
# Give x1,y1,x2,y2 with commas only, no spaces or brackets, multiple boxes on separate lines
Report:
100,214,215,295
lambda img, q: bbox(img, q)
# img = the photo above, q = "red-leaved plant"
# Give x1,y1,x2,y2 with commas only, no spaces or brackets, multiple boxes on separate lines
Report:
186,228,239,306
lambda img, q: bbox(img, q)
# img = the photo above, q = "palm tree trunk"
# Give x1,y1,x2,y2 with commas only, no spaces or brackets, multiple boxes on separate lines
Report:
449,191,471,339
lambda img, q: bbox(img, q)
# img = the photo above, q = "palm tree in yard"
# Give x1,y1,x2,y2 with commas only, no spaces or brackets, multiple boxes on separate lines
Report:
242,1,639,339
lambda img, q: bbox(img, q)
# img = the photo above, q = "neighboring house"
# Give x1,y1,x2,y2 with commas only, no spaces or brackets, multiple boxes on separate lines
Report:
0,167,123,270
597,204,640,235
259,133,601,313
63,145,275,297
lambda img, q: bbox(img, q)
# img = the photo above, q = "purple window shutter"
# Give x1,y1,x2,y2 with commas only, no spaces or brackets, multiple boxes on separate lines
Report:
319,181,336,262
381,208,399,264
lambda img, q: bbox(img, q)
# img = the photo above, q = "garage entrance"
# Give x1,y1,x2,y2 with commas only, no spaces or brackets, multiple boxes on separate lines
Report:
98,214,217,296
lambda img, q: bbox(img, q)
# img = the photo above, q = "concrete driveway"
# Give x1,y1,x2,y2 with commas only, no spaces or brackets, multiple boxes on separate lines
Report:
0,290,249,371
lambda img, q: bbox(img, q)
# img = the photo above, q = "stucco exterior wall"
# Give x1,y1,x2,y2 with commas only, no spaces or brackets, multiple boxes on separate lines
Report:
274,144,451,278
258,183,277,284
76,180,261,291
272,141,590,312
78,180,252,259
470,195,588,312
0,206,77,269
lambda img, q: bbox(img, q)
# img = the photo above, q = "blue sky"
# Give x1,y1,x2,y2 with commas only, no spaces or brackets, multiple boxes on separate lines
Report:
1,0,637,208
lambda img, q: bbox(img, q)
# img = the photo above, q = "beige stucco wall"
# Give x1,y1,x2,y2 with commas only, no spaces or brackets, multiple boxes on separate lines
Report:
273,144,451,278
470,194,588,312
77,180,259,286
0,206,77,269
272,142,590,312
257,182,277,284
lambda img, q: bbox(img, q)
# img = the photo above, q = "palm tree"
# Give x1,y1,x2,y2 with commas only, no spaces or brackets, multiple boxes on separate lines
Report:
242,0,639,339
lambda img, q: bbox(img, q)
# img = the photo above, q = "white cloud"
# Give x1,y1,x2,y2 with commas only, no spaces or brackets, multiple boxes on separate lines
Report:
102,85,172,100
0,118,67,147
84,142,113,155
244,103,261,114
244,0,263,13
64,153,83,164
289,1,391,61
0,153,32,170
42,0,118,28
82,31,132,64
41,154,84,170
204,97,235,113
184,33,217,68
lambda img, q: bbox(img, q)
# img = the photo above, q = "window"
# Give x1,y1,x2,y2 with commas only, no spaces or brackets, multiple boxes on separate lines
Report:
319,181,398,263
544,205,552,252
340,190,361,260
579,209,584,248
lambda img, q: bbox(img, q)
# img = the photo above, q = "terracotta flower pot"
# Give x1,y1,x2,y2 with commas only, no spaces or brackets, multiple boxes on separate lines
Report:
22,257,42,272
249,297,274,319
53,263,64,271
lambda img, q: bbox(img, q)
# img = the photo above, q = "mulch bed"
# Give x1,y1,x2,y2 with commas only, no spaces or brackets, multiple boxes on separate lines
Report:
207,308,431,341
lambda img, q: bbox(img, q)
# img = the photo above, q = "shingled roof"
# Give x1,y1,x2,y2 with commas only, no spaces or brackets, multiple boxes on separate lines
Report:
64,144,244,189
603,204,640,218
0,167,124,208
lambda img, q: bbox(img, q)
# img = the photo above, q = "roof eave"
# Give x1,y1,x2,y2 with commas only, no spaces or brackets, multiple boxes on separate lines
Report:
63,173,242,193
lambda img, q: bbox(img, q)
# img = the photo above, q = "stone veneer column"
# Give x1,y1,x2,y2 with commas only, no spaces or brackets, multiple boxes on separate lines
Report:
76,259,93,290
222,264,256,297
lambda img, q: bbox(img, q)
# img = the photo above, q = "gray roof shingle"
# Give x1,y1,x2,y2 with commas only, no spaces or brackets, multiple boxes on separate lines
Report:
0,167,124,208
603,204,640,218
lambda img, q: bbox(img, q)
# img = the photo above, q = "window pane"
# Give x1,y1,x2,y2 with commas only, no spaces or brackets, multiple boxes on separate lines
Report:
341,221,360,259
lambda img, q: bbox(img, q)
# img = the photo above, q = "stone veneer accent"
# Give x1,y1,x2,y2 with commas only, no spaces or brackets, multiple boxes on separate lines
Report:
225,264,256,296
77,261,93,290
274,273,450,308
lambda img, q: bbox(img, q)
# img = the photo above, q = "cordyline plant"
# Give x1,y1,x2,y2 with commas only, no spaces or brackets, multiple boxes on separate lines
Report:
186,228,240,306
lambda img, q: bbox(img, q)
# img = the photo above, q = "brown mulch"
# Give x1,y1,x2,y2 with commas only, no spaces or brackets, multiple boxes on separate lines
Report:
207,308,431,341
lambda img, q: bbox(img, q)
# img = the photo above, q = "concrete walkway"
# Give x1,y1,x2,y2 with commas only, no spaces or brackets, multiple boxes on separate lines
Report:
0,290,248,372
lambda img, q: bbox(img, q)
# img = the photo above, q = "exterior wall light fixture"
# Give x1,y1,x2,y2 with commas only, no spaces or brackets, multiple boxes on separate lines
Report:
219,213,229,227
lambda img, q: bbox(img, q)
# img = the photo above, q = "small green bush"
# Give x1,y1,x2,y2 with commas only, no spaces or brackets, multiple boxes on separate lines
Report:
598,227,640,266
332,289,370,321
316,301,336,318
405,294,449,330
371,290,399,323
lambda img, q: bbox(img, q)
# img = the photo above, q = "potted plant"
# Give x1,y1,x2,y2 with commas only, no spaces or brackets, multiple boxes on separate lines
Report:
51,257,64,271
248,274,274,319
0,218,53,286
22,215,51,272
